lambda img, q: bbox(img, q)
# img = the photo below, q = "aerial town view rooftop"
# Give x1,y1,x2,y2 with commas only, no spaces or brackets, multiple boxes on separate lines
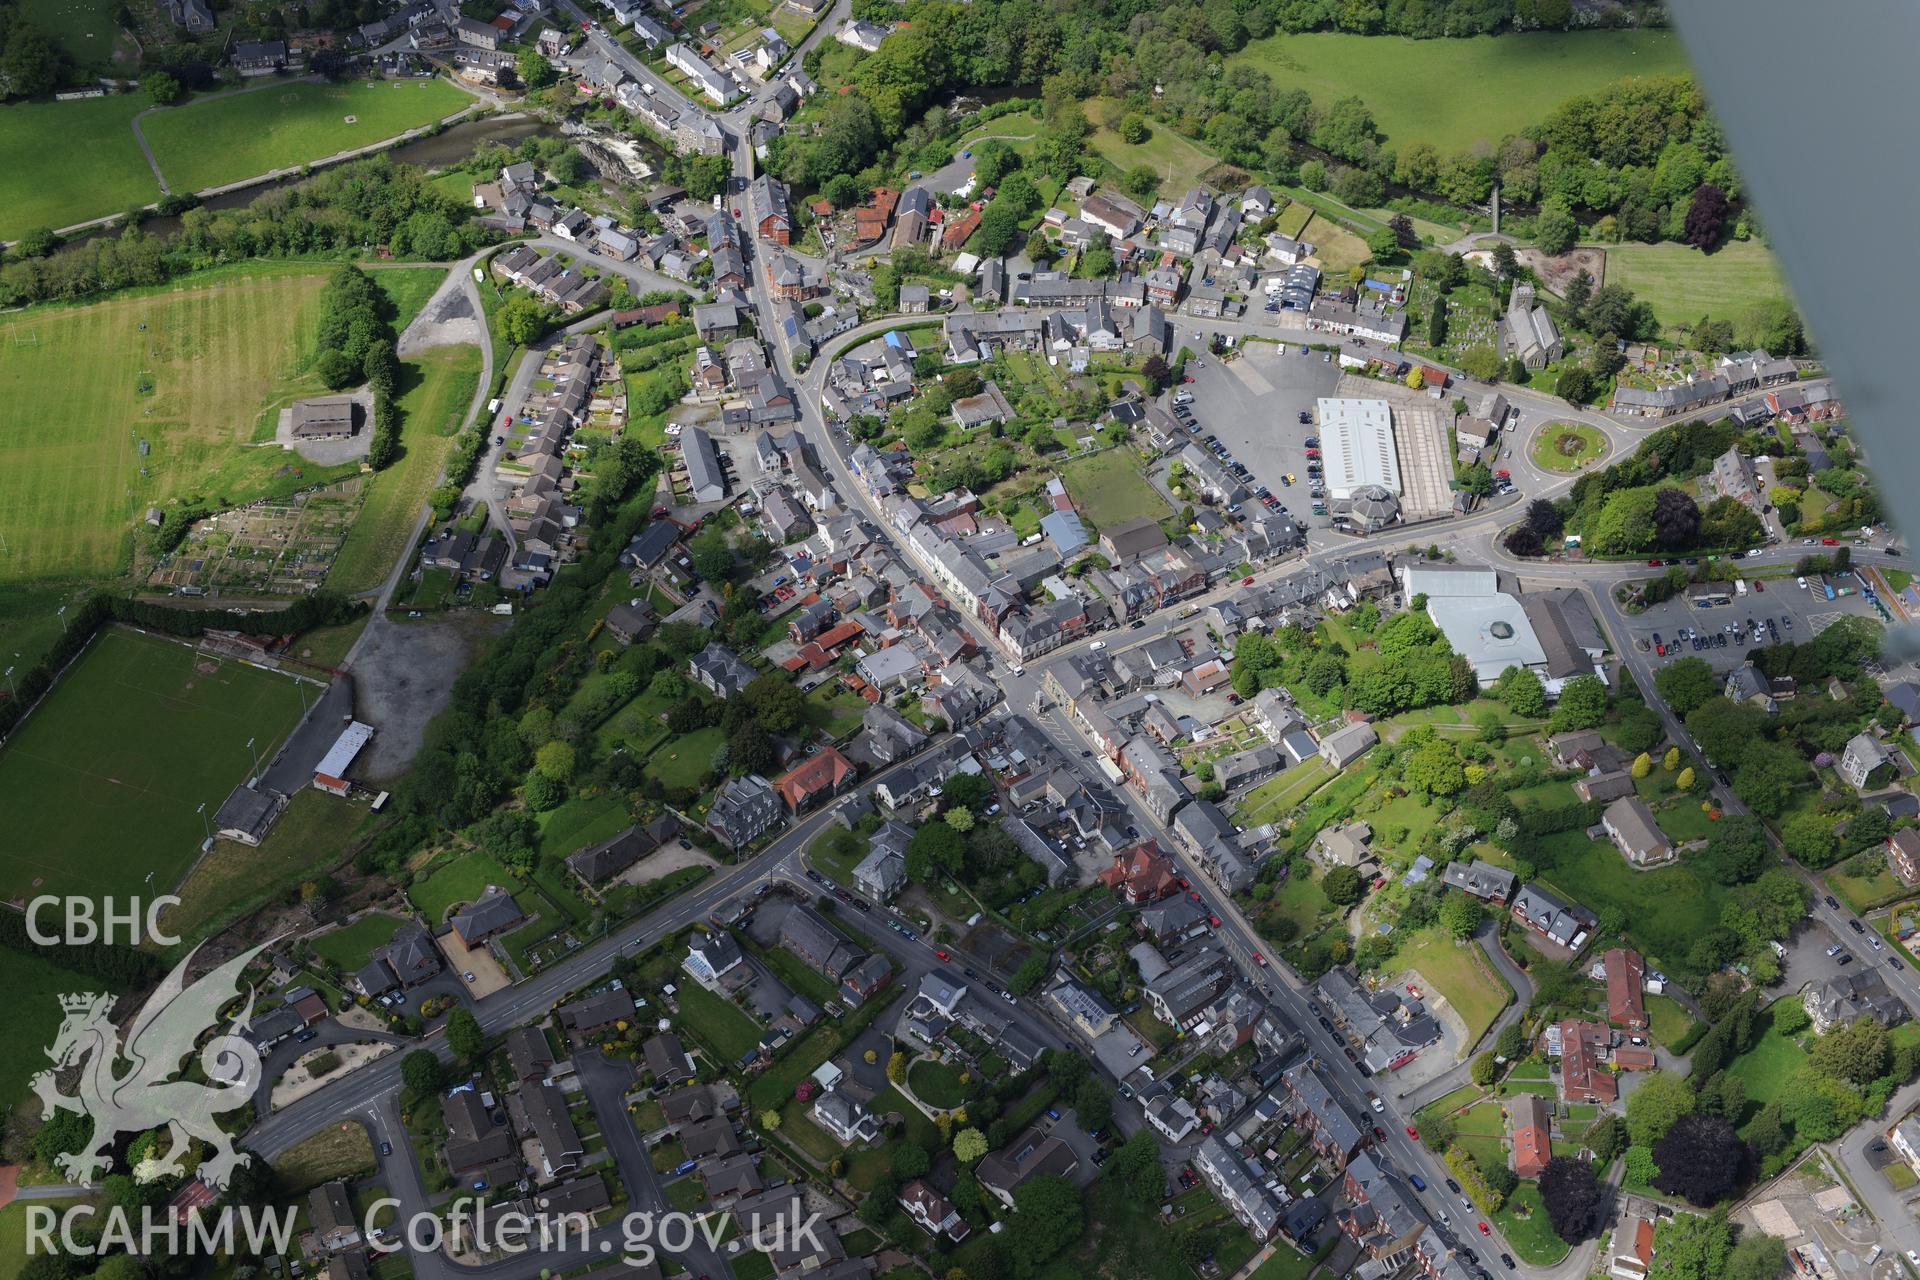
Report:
0,5,1909,1280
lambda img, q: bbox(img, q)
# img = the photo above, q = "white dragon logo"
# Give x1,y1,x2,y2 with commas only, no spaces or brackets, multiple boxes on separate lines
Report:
31,942,271,1188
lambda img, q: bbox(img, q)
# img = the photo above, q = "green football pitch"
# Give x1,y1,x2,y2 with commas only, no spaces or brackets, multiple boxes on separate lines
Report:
0,626,309,911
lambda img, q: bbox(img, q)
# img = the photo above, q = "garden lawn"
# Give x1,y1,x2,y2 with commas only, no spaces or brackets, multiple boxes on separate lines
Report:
1493,1183,1569,1266
327,344,482,593
907,1057,967,1109
0,627,307,914
1830,861,1909,913
1236,758,1333,826
1645,995,1698,1049
1227,30,1691,153
645,728,725,790
0,263,343,583
674,979,762,1061
1727,1001,1812,1114
1539,834,1727,973
0,95,155,239
537,793,634,857
142,78,472,195
412,849,517,925
1529,423,1608,473
1599,241,1792,333
309,912,409,970
1394,926,1512,1045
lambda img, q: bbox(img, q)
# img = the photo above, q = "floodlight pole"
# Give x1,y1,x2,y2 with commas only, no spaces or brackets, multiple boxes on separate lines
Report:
196,801,211,843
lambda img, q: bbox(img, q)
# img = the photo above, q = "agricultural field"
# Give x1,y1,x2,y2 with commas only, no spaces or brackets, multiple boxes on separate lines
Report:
1228,30,1692,153
141,78,472,196
0,94,155,239
1599,241,1793,332
0,627,308,912
326,344,482,594
0,263,343,584
1061,449,1172,531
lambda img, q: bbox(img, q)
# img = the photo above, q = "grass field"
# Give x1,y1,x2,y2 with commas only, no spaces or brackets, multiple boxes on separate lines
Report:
374,267,454,329
326,344,482,593
0,1197,86,1280
309,911,409,970
0,627,308,911
21,0,126,69
674,977,762,1061
1494,1183,1569,1266
645,727,726,790
1540,835,1725,974
0,94,154,239
273,1119,376,1193
1728,1001,1811,1113
159,785,370,944
0,263,342,584
0,948,122,1110
1083,99,1220,194
1228,30,1692,152
142,78,472,195
537,793,634,858
1394,926,1512,1045
1600,241,1792,332
1062,449,1172,531
1529,422,1608,473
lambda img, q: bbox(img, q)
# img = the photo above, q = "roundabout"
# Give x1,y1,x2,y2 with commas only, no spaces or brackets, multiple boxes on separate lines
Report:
1529,421,1610,473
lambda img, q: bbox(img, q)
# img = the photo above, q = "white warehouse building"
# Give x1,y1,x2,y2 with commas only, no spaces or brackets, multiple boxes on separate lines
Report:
1316,398,1400,500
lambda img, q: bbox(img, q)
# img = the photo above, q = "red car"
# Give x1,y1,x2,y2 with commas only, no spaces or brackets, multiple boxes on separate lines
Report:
1647,559,1663,567
1253,952,1267,967
1406,1126,1419,1140
1822,537,1840,546
1478,1223,1491,1237
1495,469,1510,478
1208,915,1221,928
935,949,950,961
1242,576,1255,586
652,506,669,518
1754,580,1765,592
